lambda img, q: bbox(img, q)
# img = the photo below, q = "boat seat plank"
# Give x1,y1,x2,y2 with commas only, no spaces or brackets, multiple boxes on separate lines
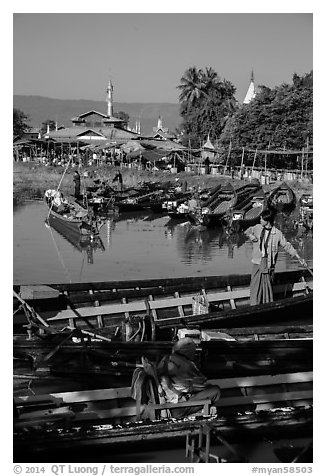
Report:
19,285,60,300
14,372,311,406
209,371,313,389
47,301,148,321
217,390,312,408
46,288,252,322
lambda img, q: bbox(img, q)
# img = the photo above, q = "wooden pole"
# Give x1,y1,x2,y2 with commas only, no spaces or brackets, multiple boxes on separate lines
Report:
240,147,245,169
251,147,258,175
224,139,232,175
301,147,304,180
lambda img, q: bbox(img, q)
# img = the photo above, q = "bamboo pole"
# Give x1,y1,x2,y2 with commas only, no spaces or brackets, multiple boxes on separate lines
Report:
240,147,245,169
251,147,258,175
223,139,232,175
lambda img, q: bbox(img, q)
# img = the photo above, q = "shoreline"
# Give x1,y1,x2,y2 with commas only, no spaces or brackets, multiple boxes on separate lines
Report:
13,162,313,204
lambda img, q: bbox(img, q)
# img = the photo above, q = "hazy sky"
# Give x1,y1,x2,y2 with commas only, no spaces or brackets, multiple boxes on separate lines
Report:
13,12,312,104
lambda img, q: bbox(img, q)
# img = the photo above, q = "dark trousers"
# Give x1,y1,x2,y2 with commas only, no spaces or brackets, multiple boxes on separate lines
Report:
171,385,221,418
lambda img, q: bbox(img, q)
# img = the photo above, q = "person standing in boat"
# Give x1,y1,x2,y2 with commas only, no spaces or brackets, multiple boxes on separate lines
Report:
245,209,307,306
113,170,123,191
73,170,81,198
157,338,221,418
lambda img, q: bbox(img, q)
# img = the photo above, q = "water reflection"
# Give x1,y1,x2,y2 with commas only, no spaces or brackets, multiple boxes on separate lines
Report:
169,223,248,264
45,219,106,266
13,201,313,284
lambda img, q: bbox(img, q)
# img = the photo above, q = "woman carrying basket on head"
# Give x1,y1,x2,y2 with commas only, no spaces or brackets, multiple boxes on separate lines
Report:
245,209,307,306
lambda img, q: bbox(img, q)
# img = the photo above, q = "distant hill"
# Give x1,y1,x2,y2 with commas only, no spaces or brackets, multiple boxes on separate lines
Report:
13,95,182,136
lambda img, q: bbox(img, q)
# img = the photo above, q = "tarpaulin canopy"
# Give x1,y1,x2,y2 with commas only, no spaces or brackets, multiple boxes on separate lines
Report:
128,148,170,162
120,140,145,153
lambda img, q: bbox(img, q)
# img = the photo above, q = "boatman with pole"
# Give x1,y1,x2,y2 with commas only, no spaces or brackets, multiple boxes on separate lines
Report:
245,209,307,306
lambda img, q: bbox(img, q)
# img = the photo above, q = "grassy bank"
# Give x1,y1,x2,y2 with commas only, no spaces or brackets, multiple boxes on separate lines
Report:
13,162,312,203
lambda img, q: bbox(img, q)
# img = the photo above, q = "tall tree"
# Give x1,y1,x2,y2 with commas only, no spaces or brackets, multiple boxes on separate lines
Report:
177,66,207,113
13,108,30,137
220,71,313,154
177,66,238,147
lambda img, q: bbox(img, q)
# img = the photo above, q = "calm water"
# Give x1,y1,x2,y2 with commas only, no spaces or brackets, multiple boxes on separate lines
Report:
13,201,313,284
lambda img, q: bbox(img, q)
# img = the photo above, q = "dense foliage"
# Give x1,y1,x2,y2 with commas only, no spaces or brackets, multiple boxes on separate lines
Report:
13,108,31,137
177,67,238,148
220,71,313,152
177,68,313,166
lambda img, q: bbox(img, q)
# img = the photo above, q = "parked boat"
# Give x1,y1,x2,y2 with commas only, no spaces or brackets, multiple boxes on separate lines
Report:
231,189,268,232
46,213,105,255
13,324,313,393
192,182,261,228
13,269,313,342
45,190,103,237
14,369,312,462
268,182,296,213
165,186,219,220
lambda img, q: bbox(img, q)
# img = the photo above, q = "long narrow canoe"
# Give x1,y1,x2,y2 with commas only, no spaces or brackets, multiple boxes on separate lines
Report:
195,182,261,228
13,329,313,389
231,189,268,232
268,182,296,213
14,269,313,341
14,370,313,462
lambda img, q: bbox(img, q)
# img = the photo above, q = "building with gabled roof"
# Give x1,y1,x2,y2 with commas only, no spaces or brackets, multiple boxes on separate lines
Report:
151,116,177,140
201,134,216,161
44,79,141,144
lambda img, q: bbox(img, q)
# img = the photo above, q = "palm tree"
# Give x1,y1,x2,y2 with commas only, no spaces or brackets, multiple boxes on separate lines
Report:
177,67,207,111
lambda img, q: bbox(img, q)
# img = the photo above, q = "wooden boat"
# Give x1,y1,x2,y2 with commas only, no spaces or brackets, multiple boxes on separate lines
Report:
13,325,313,395
46,215,106,254
13,269,313,342
115,189,169,212
150,190,192,213
194,182,261,228
231,189,268,232
45,191,103,237
165,186,218,220
268,182,296,213
299,193,313,209
13,369,312,462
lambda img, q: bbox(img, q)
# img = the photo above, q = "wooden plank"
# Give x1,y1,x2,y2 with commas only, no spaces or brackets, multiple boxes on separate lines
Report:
19,285,60,300
217,390,313,408
174,292,185,318
227,285,236,310
209,371,313,389
48,301,148,321
14,372,312,407
15,407,74,422
43,269,312,295
49,387,131,403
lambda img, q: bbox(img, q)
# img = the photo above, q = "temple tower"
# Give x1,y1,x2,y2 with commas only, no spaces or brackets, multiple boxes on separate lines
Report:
107,79,113,117
243,70,256,104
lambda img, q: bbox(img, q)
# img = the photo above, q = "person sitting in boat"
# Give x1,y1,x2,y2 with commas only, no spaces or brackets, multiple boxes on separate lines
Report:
48,190,69,214
245,209,307,306
157,337,221,418
188,194,199,212
44,189,57,206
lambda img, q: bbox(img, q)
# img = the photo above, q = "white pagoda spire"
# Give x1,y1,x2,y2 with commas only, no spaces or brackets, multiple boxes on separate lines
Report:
243,70,256,104
106,79,113,117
